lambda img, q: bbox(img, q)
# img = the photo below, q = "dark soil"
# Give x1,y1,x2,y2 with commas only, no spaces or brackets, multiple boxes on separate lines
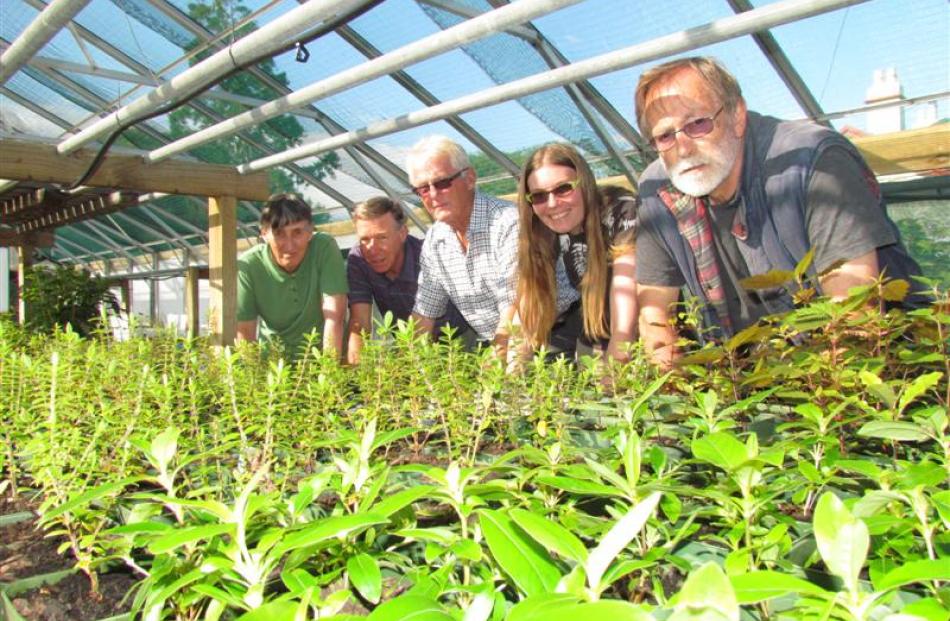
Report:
0,493,135,621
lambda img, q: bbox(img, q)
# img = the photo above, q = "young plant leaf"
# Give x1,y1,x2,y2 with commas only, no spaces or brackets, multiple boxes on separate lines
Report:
880,278,910,302
876,559,950,591
857,421,929,442
729,570,828,603
691,433,748,472
794,247,816,281
585,492,661,593
148,523,235,554
508,595,652,621
813,492,869,594
510,508,588,564
739,270,795,291
234,600,296,621
41,476,144,522
272,513,388,556
462,590,495,621
479,509,560,597
1,591,27,621
149,427,180,471
534,476,624,498
669,562,739,621
897,371,943,416
931,490,950,527
370,485,436,517
0,569,75,597
366,594,453,621
347,553,382,604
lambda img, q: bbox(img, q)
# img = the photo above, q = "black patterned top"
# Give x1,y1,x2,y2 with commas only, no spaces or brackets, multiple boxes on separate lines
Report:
557,189,639,289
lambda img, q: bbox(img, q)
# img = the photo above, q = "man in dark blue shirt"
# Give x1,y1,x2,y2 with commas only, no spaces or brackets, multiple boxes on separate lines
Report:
345,196,467,363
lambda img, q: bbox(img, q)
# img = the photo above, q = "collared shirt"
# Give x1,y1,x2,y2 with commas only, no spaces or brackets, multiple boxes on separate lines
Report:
237,233,347,359
347,235,467,331
414,192,577,340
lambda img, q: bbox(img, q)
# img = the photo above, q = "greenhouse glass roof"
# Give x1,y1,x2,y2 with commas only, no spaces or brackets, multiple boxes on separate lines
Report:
0,0,947,269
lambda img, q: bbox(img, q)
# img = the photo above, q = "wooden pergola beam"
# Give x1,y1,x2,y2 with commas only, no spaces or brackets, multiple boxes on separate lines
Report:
0,138,271,201
851,124,950,176
2,190,142,233
0,229,54,247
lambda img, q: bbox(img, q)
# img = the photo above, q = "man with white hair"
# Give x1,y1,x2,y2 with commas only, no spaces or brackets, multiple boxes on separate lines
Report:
406,136,520,349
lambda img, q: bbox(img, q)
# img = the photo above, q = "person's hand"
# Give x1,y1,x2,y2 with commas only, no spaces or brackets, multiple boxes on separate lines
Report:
605,337,631,364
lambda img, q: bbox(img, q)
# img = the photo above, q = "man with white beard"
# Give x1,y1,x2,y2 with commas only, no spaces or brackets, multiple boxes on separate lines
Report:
632,57,922,366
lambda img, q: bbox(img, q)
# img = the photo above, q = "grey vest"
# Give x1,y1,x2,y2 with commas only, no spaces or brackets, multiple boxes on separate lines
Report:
638,111,924,335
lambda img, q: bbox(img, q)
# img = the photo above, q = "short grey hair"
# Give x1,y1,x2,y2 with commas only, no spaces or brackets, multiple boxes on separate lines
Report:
635,56,743,137
405,135,471,181
353,196,406,226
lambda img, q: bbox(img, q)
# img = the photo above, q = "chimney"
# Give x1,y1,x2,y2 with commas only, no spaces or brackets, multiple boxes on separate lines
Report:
865,68,904,134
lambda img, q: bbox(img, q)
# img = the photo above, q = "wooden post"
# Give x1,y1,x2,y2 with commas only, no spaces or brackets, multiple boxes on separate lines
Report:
208,195,237,347
149,253,160,326
119,279,131,313
185,266,200,339
16,245,32,325
0,248,9,314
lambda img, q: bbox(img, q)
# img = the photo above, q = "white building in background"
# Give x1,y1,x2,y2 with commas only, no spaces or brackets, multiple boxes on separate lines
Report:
865,68,905,134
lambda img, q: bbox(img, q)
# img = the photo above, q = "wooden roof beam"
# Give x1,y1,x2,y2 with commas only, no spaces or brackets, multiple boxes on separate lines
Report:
0,229,55,247
13,191,140,233
851,124,950,176
0,138,271,201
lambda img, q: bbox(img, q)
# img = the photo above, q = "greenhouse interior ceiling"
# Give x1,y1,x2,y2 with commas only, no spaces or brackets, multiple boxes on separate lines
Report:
0,0,948,273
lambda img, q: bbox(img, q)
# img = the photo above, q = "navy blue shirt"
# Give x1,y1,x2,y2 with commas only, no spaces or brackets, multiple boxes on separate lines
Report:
347,235,468,336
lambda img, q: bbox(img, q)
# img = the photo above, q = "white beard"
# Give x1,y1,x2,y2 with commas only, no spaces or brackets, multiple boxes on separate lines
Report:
664,135,741,198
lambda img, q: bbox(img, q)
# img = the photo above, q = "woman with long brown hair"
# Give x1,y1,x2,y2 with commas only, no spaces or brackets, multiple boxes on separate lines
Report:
515,143,639,362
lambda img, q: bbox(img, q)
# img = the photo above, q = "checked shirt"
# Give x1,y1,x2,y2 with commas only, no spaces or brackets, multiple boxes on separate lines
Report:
414,192,577,341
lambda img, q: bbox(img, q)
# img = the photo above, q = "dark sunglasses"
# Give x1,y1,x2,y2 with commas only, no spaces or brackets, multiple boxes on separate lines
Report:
526,179,580,206
651,107,724,152
411,168,469,197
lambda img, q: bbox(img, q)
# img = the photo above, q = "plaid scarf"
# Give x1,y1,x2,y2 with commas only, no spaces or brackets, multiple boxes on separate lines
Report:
657,185,733,336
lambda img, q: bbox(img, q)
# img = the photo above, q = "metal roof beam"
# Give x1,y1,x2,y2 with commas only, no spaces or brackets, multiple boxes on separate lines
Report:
87,217,152,255
146,0,580,163
563,82,641,185
112,211,195,253
134,202,206,246
243,0,871,173
29,56,161,86
0,86,78,131
70,221,138,262
58,0,375,154
726,0,827,124
0,0,92,85
8,58,178,148
336,24,520,178
418,0,538,42
526,31,650,159
145,0,415,191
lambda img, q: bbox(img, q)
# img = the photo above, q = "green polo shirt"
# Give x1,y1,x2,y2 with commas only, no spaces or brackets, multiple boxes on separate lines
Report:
237,233,347,359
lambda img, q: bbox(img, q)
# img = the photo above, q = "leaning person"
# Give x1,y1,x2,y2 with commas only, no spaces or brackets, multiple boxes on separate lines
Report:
406,136,569,354
237,193,347,361
515,144,639,362
633,56,924,367
345,196,470,364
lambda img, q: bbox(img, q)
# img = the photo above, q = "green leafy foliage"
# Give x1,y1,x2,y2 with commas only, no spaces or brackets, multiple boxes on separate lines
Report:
21,265,116,336
0,280,946,619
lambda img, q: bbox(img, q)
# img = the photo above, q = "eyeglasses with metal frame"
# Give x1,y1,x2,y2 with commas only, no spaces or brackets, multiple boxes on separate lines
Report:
651,107,724,152
411,167,469,197
526,179,581,206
